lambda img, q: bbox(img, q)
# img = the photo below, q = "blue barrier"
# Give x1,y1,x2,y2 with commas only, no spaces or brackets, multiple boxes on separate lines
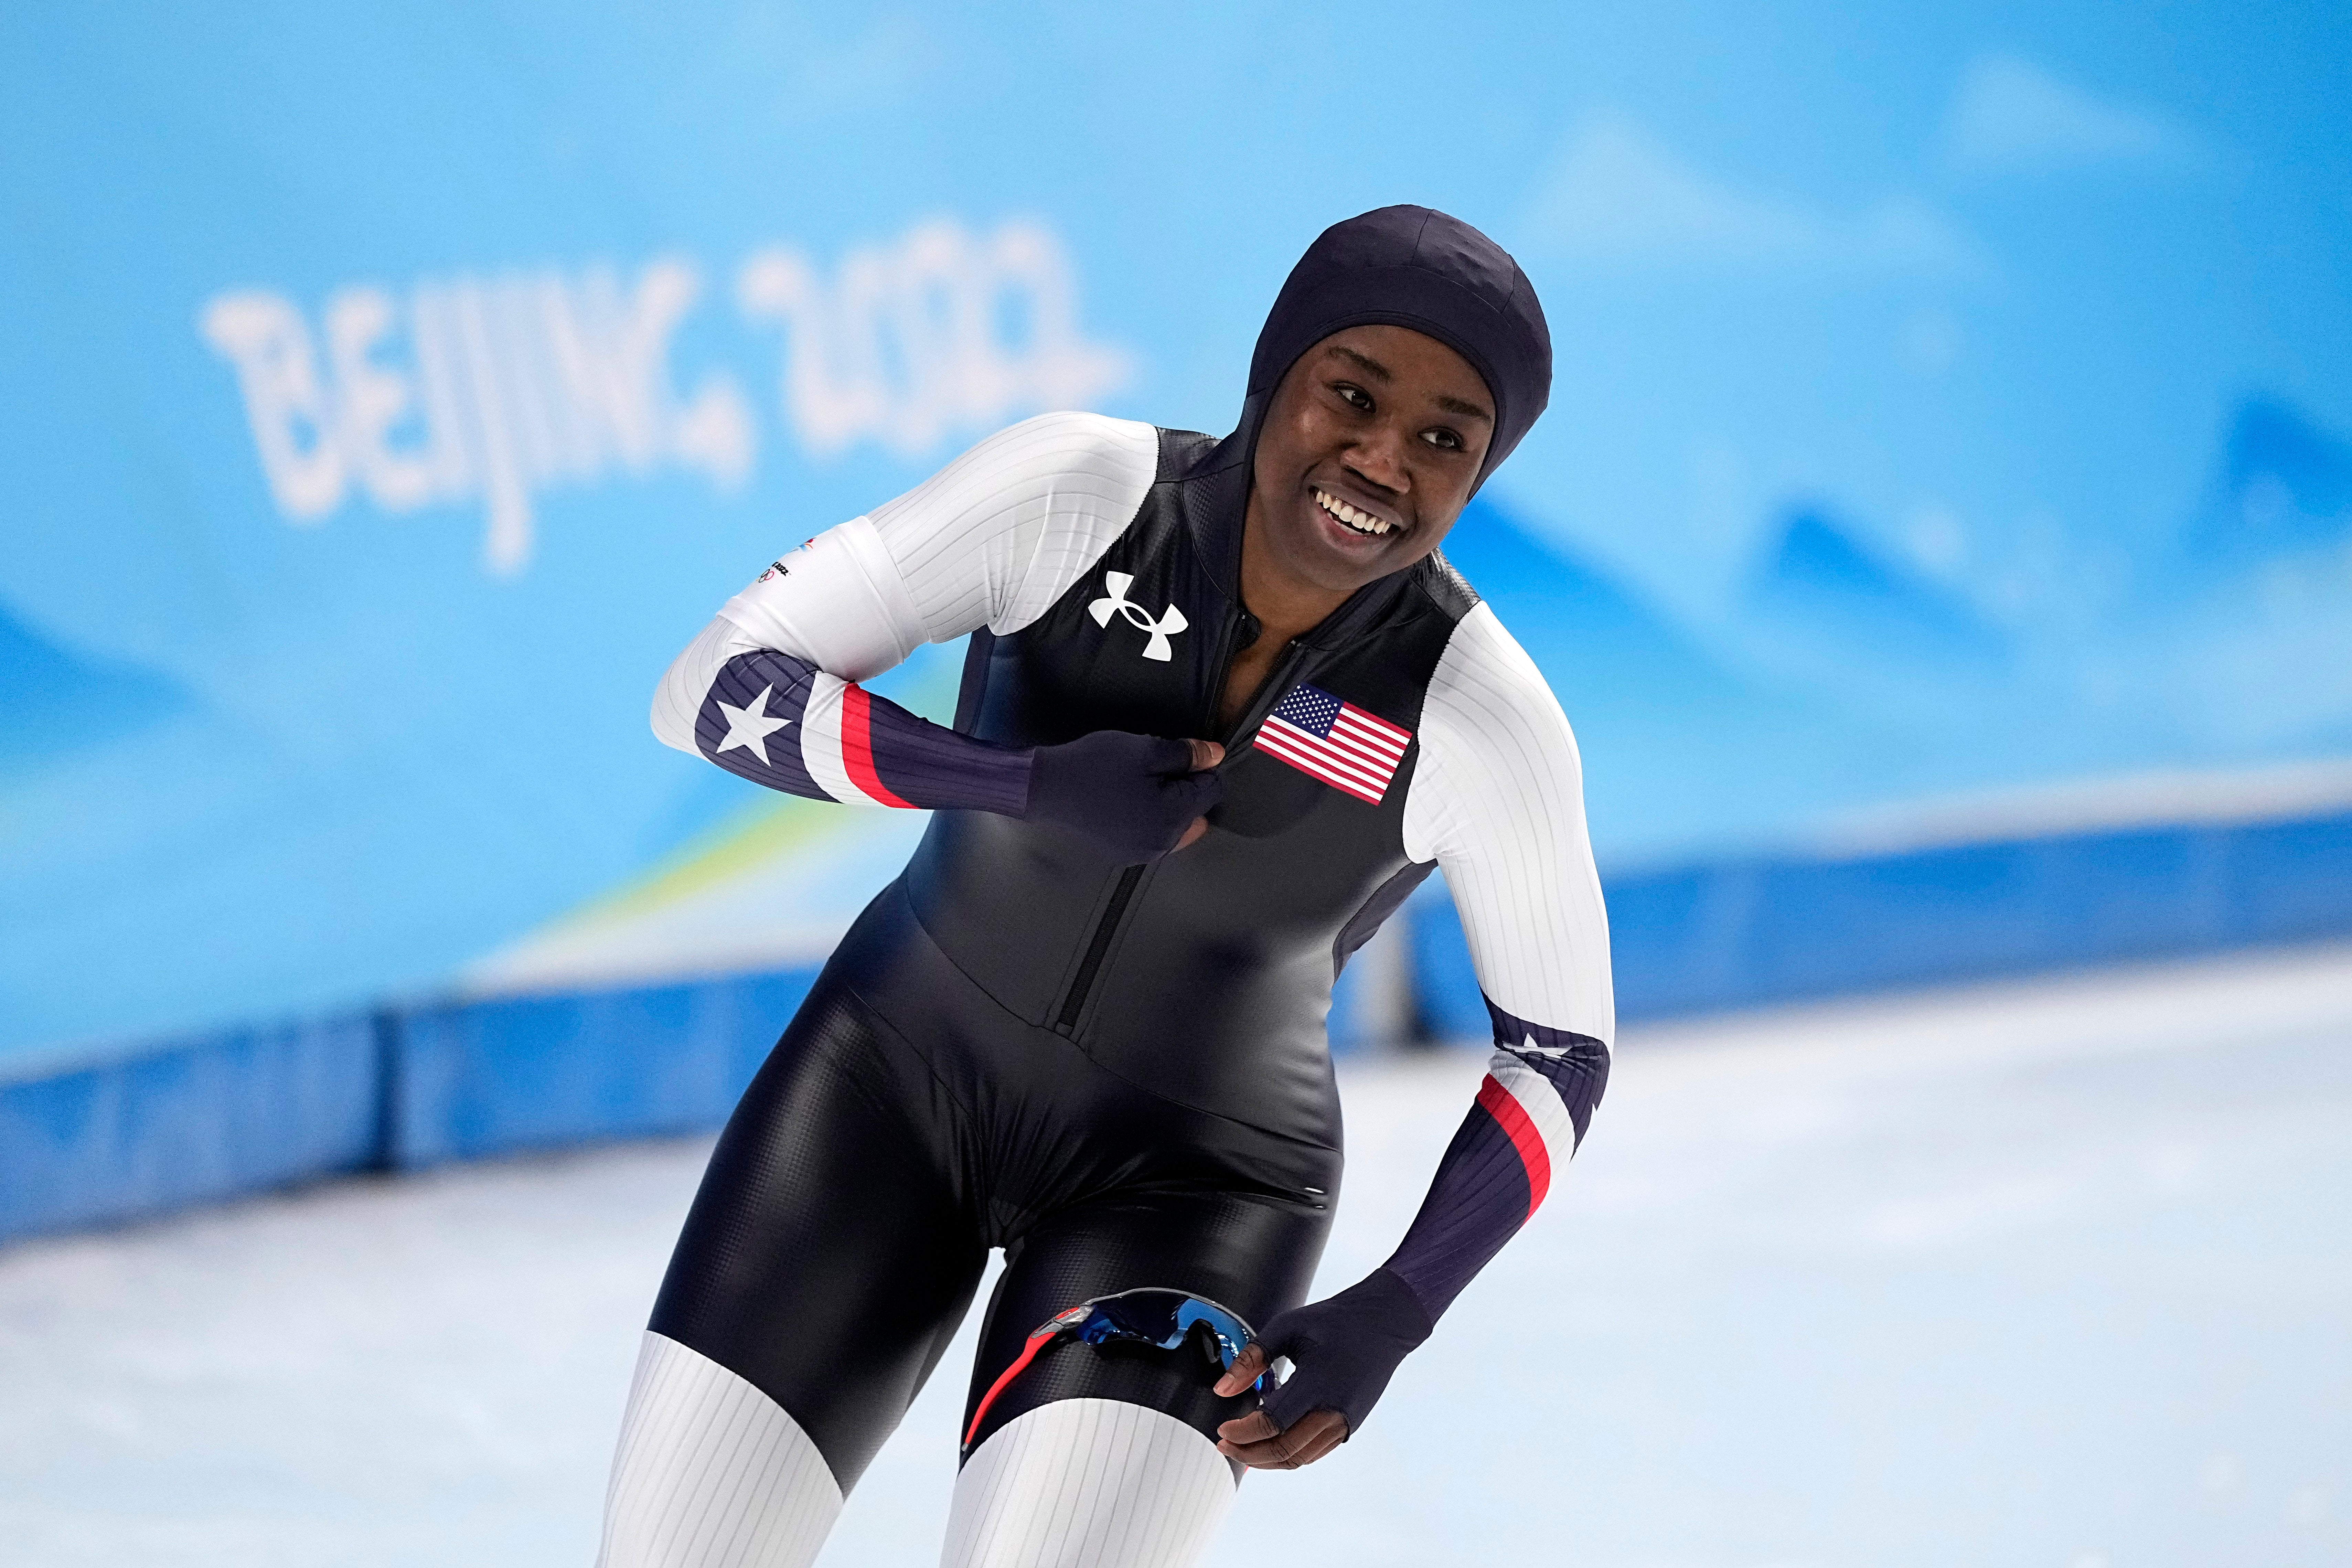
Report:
0,969,821,1245
7,809,2351,1246
1413,809,2352,1024
393,968,818,1168
0,1014,383,1241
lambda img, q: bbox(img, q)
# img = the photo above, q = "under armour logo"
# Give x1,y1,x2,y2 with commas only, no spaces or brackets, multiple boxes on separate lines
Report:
1088,571,1188,661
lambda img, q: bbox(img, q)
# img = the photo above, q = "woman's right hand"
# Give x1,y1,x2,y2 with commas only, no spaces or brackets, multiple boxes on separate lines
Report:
1024,734,1225,861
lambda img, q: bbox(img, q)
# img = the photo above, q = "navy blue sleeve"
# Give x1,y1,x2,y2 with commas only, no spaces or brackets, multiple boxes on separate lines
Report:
1248,1000,1608,1438
695,647,1032,812
691,648,1222,862
1380,1000,1611,1320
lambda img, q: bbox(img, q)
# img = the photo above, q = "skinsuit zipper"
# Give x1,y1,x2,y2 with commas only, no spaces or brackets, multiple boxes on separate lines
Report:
1053,609,1305,1034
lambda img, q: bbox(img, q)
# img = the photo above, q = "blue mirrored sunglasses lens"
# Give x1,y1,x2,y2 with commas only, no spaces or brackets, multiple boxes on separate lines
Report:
1076,1301,1187,1352
1069,1292,1262,1390
1172,1300,1250,1366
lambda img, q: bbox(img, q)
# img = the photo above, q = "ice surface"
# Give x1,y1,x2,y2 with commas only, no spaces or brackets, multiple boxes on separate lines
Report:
3,944,2348,1567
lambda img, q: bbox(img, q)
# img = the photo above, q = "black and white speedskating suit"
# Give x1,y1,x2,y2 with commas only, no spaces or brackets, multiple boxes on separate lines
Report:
603,411,1612,1568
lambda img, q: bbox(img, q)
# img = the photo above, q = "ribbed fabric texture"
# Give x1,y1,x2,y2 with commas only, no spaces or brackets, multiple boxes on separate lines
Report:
1381,1000,1610,1319
652,618,742,755
1382,604,1614,1322
943,1399,1236,1568
690,413,1156,690
862,411,1160,639
1490,1001,1611,1149
719,516,933,682
1401,600,1615,1043
1381,1090,1531,1317
597,1331,843,1568
671,643,1033,813
651,410,1158,801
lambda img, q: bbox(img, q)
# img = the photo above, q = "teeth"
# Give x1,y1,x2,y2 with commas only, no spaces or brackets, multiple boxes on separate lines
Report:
1315,489,1392,536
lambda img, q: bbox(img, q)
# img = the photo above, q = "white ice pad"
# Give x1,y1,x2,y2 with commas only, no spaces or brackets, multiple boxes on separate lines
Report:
2,942,2348,1567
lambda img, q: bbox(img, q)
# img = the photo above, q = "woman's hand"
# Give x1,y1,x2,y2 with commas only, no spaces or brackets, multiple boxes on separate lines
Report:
1024,734,1224,860
1208,1267,1434,1470
1212,1345,1349,1468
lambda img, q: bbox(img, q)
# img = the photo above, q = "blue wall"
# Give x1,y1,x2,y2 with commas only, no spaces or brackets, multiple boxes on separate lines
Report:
0,970,824,1244
392,970,816,1167
1416,812,2352,1028
0,1016,386,1239
12,808,2349,1248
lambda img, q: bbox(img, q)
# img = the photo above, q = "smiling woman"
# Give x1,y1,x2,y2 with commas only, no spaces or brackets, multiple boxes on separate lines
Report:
1270,330,1493,548
1223,325,1498,727
606,206,1608,1568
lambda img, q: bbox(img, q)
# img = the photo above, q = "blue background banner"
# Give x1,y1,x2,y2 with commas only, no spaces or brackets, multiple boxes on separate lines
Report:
4,2,2350,1064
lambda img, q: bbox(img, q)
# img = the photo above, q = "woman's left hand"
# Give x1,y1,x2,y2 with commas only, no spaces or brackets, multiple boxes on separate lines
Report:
1208,1267,1434,1469
1212,1346,1349,1468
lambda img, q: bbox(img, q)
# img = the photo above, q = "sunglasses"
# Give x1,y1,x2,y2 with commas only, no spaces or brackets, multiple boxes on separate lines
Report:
962,1287,1262,1451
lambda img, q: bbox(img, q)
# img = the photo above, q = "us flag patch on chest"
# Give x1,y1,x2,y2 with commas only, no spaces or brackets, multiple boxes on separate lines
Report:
1253,683,1413,804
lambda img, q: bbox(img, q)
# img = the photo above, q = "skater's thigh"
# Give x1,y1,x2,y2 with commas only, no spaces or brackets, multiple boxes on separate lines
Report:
652,979,985,1491
940,1190,1330,1568
961,1184,1332,1454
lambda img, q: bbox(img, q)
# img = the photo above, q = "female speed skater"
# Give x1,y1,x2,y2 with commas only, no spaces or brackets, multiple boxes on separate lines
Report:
600,204,1613,1568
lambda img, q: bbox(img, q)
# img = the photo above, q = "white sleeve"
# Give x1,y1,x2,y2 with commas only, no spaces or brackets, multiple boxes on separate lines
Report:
860,410,1162,639
1400,602,1616,1046
651,617,747,754
651,410,1160,756
714,410,1158,658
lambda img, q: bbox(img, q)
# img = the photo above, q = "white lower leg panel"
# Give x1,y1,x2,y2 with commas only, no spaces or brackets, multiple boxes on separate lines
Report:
597,1331,844,1568
942,1399,1238,1568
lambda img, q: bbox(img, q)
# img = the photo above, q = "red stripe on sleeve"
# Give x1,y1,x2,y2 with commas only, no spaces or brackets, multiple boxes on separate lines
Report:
1475,1073,1552,1219
840,684,917,808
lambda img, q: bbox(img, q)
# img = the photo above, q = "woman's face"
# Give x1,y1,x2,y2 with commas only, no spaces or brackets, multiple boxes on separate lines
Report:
1247,323,1496,598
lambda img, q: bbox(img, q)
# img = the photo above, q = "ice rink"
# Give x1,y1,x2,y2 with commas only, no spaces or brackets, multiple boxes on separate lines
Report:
4,942,2348,1568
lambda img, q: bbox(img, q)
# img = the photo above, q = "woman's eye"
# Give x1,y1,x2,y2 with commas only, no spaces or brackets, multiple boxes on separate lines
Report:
1335,384,1373,411
1422,428,1463,451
